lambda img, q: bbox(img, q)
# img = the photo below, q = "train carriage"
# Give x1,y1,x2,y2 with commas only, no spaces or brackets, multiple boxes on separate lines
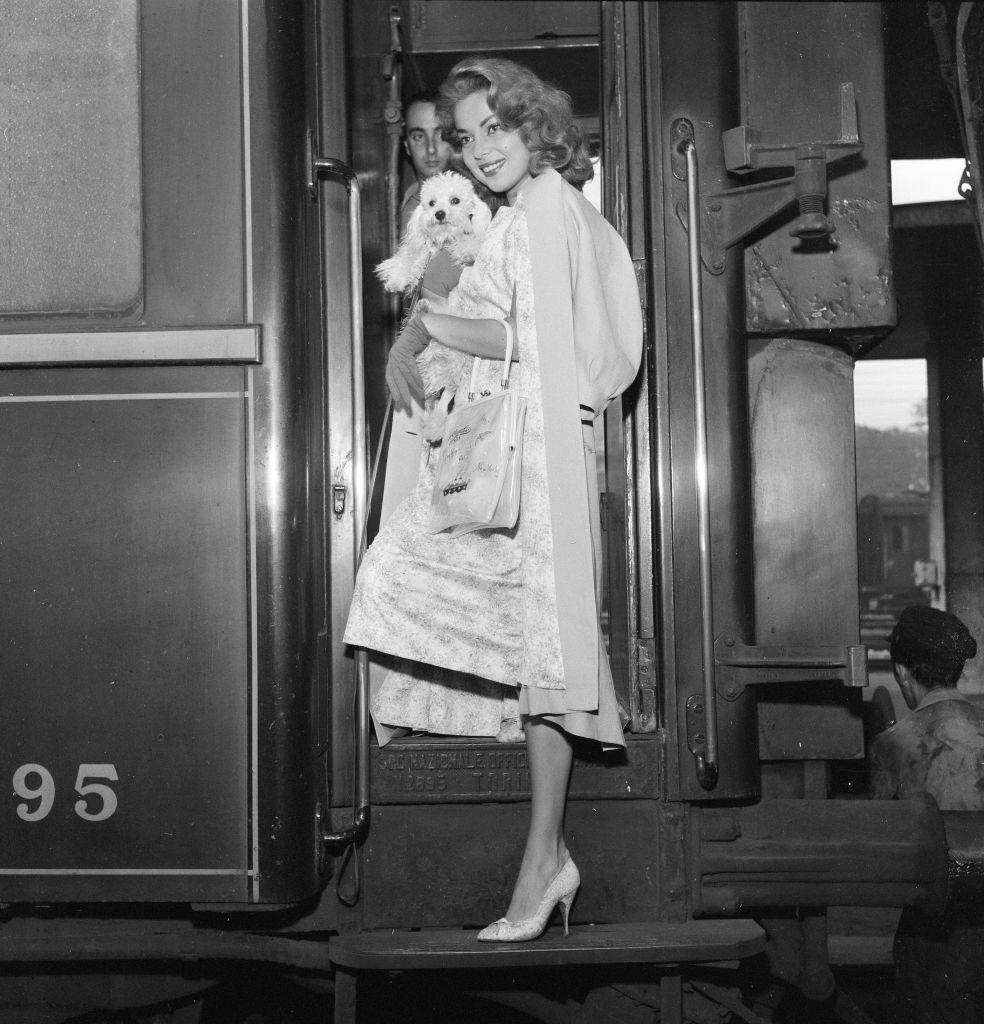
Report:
1,2,983,1022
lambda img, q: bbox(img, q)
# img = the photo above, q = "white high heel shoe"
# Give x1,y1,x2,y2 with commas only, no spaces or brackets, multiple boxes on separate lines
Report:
476,856,580,942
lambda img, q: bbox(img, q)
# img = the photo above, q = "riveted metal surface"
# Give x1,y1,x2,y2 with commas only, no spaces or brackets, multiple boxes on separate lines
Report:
738,2,895,343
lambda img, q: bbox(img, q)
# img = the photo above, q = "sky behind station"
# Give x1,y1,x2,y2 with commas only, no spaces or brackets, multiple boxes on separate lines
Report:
854,359,927,431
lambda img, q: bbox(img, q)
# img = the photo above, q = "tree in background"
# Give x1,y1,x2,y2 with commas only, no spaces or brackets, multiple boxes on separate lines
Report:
856,402,928,499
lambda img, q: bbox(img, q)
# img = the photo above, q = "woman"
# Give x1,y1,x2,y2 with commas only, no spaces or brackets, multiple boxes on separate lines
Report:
344,56,642,941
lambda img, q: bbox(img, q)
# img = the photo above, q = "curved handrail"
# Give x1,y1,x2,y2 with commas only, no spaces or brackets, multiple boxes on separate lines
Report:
312,156,371,848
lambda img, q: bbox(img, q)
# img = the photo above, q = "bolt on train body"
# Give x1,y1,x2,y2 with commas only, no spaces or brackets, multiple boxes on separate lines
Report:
2,2,984,1022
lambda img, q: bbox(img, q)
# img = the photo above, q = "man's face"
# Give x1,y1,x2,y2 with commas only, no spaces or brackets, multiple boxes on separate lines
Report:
403,101,452,181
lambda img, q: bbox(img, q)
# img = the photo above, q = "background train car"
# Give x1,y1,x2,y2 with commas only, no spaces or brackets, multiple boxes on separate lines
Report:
1,2,983,1022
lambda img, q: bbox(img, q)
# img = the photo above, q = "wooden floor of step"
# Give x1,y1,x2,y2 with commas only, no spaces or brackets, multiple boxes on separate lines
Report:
330,920,765,1023
330,917,765,969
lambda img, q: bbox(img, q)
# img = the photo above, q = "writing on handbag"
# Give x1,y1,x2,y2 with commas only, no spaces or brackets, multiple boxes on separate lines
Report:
446,424,471,445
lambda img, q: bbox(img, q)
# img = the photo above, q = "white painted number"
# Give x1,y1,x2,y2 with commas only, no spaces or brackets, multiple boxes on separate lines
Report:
74,764,119,822
12,763,55,822
11,763,118,822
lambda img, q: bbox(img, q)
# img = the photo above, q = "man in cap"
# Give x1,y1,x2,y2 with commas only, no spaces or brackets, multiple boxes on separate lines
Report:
870,605,984,1023
870,604,982,807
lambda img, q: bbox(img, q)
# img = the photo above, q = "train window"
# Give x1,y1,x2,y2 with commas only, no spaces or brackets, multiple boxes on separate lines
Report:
0,3,248,333
856,358,929,652
0,2,141,319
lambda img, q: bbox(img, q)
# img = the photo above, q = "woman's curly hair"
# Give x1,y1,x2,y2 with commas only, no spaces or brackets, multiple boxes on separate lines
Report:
436,56,594,189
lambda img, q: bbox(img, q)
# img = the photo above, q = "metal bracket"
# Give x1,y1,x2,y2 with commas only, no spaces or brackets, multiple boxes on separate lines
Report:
685,694,715,789
674,83,864,274
634,638,658,734
714,638,868,701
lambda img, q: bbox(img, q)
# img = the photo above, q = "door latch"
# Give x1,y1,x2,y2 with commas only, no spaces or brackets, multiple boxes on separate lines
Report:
331,484,347,518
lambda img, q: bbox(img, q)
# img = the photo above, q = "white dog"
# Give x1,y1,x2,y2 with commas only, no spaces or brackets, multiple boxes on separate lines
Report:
376,170,492,292
376,172,492,440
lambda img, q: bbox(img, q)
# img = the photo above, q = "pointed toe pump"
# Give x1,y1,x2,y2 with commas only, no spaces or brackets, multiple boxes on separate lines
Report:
477,856,580,943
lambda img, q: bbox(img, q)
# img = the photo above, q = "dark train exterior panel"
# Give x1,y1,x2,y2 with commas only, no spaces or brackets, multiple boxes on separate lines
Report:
0,368,250,901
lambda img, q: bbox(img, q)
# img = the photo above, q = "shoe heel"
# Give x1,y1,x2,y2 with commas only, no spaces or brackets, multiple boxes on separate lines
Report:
559,888,577,936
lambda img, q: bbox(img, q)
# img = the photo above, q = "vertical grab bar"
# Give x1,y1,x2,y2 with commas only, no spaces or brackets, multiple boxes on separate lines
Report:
681,132,719,791
311,155,371,847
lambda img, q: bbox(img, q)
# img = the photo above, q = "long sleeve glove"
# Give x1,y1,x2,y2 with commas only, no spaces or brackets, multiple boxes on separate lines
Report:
385,313,430,411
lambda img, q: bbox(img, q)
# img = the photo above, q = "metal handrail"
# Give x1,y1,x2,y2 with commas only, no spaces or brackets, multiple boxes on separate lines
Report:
312,155,371,848
682,137,719,791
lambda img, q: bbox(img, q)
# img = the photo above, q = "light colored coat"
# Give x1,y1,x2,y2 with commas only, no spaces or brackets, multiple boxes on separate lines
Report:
520,169,642,714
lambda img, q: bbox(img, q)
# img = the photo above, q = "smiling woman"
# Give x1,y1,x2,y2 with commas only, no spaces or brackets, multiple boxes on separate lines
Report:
454,91,534,202
344,53,642,944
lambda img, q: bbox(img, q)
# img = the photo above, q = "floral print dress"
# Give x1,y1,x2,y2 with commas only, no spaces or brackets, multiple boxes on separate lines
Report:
343,199,566,738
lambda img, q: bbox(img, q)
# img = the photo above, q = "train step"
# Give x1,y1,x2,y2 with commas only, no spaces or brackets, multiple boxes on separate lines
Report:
329,919,766,1023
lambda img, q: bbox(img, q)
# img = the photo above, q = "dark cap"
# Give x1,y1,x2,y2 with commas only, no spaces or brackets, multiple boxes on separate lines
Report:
889,605,978,670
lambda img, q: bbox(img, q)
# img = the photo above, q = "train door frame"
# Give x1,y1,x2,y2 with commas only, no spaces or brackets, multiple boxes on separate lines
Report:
319,0,669,933
325,0,662,808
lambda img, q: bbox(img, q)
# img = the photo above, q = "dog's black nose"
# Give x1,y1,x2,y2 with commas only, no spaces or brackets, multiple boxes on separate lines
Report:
434,209,446,222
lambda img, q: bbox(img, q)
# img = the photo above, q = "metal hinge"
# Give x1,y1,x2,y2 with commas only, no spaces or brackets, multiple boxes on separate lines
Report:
632,258,648,311
633,637,658,733
713,637,868,701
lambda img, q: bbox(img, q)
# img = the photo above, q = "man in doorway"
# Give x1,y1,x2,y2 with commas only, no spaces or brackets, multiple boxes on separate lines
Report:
870,604,984,1023
399,89,453,233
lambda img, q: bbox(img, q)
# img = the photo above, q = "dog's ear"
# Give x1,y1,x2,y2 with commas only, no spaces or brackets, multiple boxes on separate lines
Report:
375,202,432,291
405,201,425,240
466,199,493,236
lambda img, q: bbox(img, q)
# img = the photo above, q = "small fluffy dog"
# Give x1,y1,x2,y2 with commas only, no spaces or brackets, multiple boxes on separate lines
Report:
377,170,492,291
377,171,492,440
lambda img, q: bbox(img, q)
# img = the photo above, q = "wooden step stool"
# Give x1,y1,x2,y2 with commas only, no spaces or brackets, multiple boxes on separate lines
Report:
329,918,766,1023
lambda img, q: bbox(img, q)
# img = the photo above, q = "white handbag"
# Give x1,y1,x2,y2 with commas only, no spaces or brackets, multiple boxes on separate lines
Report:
428,321,527,535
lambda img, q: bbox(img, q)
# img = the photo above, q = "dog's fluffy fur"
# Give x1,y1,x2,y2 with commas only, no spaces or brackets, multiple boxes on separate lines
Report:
376,171,492,292
376,172,491,440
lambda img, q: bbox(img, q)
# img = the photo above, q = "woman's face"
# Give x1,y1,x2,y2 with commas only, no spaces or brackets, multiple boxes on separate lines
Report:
453,90,531,204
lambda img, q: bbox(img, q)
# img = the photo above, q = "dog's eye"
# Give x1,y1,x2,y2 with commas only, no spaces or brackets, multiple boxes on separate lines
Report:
450,197,460,205
428,199,436,207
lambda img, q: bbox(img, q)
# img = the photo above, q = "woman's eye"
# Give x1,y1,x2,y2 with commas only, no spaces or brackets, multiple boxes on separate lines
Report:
458,135,472,148
488,122,499,135
450,197,460,205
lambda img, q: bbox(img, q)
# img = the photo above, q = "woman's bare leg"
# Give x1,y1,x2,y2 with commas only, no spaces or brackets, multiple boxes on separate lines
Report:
503,716,574,922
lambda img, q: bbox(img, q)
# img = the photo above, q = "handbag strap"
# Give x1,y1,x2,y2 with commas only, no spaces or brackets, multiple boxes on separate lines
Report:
467,319,515,401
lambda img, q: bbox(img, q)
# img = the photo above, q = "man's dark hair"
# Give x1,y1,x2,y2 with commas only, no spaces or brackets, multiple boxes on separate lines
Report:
889,605,978,689
402,89,440,125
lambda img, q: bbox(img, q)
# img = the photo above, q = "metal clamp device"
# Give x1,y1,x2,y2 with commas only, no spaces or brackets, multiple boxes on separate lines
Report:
672,83,863,274
685,639,868,783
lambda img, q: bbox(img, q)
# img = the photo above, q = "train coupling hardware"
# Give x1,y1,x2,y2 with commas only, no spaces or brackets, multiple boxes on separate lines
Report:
671,82,862,274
